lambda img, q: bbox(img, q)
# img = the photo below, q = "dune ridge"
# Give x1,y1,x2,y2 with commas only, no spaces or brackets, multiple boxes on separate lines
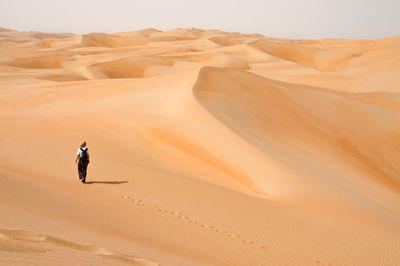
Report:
0,28,399,265
0,228,159,266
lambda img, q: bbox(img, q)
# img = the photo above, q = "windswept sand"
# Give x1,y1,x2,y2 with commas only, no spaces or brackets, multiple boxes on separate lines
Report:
0,28,400,265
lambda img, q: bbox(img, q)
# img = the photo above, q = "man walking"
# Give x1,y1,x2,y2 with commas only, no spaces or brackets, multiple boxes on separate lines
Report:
75,141,90,183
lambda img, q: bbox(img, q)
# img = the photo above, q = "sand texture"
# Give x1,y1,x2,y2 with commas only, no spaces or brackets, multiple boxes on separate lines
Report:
0,28,400,265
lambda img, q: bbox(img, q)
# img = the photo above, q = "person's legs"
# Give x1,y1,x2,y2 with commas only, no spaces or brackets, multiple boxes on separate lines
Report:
78,161,84,182
78,162,82,180
82,161,88,183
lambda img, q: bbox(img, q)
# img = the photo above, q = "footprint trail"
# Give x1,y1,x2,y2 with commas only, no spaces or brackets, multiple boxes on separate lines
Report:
98,187,332,265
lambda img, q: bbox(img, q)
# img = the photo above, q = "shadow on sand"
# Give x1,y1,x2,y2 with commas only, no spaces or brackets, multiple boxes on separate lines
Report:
85,181,129,185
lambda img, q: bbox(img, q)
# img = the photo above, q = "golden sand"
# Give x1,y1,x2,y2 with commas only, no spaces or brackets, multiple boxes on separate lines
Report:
0,28,399,265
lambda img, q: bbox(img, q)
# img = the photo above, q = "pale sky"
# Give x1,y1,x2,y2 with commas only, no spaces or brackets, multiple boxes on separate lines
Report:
0,0,398,39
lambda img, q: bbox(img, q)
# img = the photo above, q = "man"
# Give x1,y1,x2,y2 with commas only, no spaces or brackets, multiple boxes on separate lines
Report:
75,141,90,183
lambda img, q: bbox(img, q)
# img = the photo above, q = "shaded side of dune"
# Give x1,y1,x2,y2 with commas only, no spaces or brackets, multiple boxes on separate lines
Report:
193,67,400,193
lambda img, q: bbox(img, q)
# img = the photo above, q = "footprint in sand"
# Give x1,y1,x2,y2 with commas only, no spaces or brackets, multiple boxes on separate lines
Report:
200,224,213,229
137,202,145,206
100,190,272,253
170,211,181,216
228,233,240,239
261,245,272,250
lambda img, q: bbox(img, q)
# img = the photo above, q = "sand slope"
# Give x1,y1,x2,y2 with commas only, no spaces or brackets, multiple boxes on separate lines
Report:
0,28,399,266
0,228,158,266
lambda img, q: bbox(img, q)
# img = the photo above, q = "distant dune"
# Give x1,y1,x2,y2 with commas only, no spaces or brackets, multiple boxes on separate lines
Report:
0,28,399,266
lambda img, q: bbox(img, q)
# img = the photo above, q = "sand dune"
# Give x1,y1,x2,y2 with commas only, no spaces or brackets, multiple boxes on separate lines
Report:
0,228,158,265
209,36,244,46
114,28,162,38
6,55,74,69
0,28,400,266
0,28,73,43
88,56,173,79
249,39,362,72
79,33,149,48
194,67,400,192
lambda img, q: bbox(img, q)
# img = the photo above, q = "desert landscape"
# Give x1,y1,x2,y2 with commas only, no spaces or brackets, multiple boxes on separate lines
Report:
0,27,400,265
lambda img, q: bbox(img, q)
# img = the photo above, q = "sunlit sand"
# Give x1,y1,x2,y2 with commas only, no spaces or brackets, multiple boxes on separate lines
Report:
1,27,399,265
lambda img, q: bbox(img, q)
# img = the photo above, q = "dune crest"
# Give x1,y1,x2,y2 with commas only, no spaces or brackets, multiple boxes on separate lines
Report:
194,67,400,194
